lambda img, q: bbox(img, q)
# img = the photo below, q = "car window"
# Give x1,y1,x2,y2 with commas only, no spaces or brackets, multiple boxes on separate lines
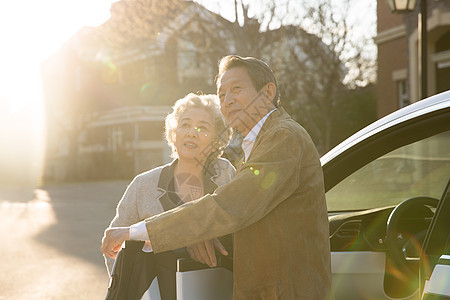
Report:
326,130,450,212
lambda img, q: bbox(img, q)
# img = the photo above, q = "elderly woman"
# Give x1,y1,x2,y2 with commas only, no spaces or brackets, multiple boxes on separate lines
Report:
104,93,235,299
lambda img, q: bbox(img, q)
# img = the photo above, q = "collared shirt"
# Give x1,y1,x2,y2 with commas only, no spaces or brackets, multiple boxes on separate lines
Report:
241,108,277,162
129,109,277,247
130,222,150,243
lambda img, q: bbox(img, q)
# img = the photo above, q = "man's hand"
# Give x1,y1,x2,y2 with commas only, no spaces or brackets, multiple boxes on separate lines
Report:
101,227,130,259
186,238,228,267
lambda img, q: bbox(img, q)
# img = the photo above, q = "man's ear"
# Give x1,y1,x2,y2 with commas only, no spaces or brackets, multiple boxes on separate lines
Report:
263,82,277,106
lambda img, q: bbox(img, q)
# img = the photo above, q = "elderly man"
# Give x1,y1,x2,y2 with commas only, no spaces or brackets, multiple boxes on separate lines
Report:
102,55,332,299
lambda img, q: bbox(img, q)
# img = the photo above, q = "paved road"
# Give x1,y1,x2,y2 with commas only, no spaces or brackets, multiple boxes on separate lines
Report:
0,180,130,300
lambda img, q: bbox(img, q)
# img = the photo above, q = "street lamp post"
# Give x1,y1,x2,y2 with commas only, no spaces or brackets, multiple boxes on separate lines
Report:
419,0,427,99
386,0,428,99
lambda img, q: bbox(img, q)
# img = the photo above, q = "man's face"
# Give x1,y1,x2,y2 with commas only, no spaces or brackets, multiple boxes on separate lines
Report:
217,67,273,136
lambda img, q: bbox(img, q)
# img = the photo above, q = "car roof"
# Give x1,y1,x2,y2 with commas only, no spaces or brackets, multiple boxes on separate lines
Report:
321,90,450,166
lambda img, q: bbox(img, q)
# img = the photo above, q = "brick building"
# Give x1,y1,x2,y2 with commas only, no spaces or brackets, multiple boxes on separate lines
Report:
375,0,450,117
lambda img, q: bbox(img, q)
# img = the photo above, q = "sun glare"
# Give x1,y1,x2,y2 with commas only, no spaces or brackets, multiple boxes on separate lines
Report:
0,0,117,186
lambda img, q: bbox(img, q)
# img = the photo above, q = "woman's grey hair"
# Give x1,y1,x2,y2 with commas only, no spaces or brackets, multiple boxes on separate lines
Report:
165,93,232,161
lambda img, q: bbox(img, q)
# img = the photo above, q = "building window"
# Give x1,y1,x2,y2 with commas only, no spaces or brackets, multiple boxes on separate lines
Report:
119,59,151,84
397,80,409,108
108,126,123,153
177,39,203,83
436,60,450,93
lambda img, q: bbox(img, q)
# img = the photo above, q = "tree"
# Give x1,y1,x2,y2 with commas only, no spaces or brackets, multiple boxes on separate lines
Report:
194,0,377,153
269,0,377,153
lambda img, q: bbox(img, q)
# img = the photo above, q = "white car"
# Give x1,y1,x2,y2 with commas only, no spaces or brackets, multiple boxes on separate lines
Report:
322,90,450,300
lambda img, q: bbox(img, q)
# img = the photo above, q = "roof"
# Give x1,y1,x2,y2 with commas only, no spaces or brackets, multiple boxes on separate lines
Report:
86,105,171,127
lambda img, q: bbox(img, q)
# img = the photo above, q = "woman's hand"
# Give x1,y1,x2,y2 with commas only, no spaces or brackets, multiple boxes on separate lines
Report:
186,238,228,267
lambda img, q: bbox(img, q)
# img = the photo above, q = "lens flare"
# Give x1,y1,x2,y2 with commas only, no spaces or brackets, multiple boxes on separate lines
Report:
261,171,276,189
96,52,118,83
141,82,156,96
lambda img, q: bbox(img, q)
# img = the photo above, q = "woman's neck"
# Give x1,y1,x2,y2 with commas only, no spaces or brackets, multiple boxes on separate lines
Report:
174,157,206,202
175,157,205,177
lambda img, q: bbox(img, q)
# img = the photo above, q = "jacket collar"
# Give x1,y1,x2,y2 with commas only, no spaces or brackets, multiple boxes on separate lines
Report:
156,159,218,211
237,107,290,169
253,107,290,145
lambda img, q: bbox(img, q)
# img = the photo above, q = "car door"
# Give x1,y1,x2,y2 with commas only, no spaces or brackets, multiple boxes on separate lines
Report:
323,95,450,299
419,180,450,299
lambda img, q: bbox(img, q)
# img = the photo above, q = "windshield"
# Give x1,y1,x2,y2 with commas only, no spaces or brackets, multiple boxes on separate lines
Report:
326,130,450,212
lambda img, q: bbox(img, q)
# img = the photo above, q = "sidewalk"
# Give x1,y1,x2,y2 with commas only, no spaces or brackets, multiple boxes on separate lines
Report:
0,180,129,300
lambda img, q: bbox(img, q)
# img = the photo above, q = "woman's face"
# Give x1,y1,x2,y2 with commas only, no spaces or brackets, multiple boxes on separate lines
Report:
174,107,217,163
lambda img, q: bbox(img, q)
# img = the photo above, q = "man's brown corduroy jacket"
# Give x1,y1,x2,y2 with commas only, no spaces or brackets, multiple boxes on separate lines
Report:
145,108,332,299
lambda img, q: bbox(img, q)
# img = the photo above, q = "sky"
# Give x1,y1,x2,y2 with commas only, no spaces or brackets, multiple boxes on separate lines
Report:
0,0,117,112
0,0,376,186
